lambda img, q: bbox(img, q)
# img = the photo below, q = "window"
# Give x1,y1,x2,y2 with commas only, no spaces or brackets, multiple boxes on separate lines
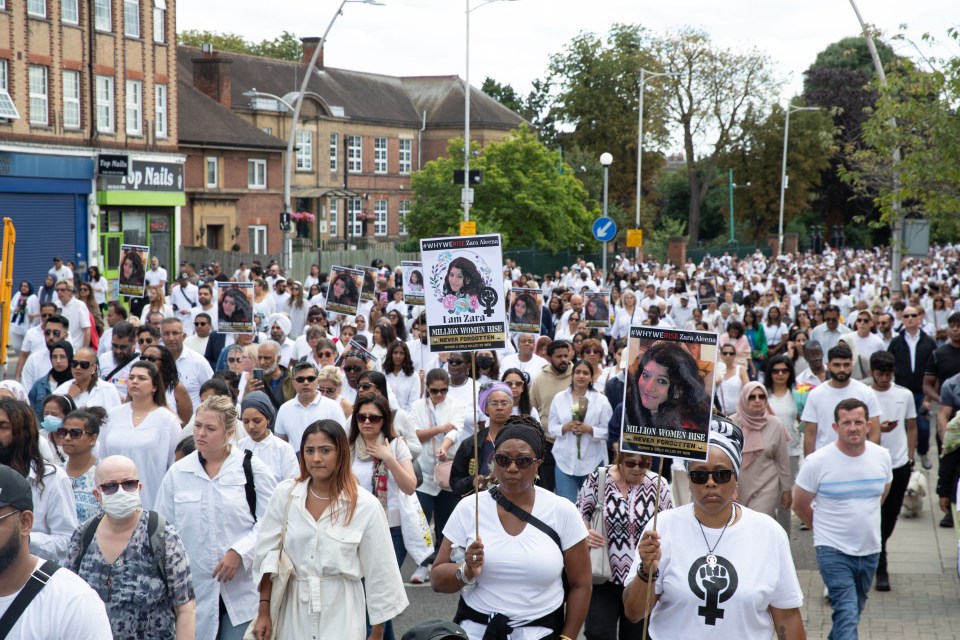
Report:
61,0,78,23
63,70,80,129
329,133,338,172
374,199,388,236
94,0,111,31
153,0,165,42
248,159,267,189
96,76,114,132
296,129,312,170
0,60,20,121
348,198,363,236
205,157,218,188
347,135,362,173
399,139,412,174
261,127,272,135
248,225,267,254
28,0,45,18
124,0,139,38
125,80,142,135
154,83,167,138
399,200,410,236
28,66,48,126
374,137,387,174
328,199,338,236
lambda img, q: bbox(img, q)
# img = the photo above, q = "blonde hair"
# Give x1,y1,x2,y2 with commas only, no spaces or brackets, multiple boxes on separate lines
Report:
242,343,259,360
196,395,239,440
318,365,343,387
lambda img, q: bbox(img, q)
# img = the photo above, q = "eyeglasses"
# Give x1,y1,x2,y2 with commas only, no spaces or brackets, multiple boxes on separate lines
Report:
111,342,132,350
194,321,208,326
227,357,242,364
295,375,318,384
357,381,376,391
902,313,919,318
688,469,734,484
318,386,337,395
503,380,525,388
318,351,335,358
356,413,384,424
44,329,62,337
139,355,160,363
70,360,94,370
493,454,538,469
138,338,155,345
162,331,183,338
721,351,735,356
771,368,790,375
98,480,140,495
428,387,449,395
485,400,512,409
583,348,602,355
343,365,363,373
447,359,465,366
747,393,767,401
55,287,68,293
855,318,871,323
56,427,91,439
620,459,648,469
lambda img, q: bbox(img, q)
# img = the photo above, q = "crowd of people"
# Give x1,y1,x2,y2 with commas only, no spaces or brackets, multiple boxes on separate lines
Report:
0,244,958,639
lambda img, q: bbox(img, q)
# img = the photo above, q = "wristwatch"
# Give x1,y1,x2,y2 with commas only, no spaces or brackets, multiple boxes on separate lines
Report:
456,562,477,586
636,561,659,583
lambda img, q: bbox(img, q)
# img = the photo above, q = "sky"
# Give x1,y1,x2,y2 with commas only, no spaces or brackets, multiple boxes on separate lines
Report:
178,0,955,110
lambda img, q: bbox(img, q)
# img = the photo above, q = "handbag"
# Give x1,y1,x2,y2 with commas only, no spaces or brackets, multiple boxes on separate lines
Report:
589,466,612,584
244,486,297,640
428,406,453,490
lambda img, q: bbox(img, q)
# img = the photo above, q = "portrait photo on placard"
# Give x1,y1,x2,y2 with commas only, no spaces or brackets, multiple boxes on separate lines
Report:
584,291,612,329
509,288,542,334
402,261,425,306
216,282,255,334
118,244,148,298
325,266,364,317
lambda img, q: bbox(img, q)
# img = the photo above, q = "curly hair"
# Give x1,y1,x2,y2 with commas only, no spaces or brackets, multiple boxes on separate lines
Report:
585,295,609,322
0,398,47,492
329,271,360,307
626,341,710,433
511,292,540,325
219,287,253,323
121,250,146,287
442,257,484,298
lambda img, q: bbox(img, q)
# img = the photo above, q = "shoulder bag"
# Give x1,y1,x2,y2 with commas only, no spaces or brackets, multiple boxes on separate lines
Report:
589,466,612,584
429,405,453,490
0,560,61,636
244,485,297,640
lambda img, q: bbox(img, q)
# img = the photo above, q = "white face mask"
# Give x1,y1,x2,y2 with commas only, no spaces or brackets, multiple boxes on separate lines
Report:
99,485,141,519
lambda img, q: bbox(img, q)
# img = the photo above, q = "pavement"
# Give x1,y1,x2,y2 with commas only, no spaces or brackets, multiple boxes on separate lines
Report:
394,458,960,639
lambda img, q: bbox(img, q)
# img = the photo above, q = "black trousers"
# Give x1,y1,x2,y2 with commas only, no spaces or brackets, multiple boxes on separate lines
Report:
585,581,650,640
878,462,912,575
539,441,557,492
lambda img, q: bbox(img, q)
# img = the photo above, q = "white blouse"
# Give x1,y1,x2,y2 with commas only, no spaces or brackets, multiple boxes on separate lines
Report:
54,378,122,412
548,388,613,476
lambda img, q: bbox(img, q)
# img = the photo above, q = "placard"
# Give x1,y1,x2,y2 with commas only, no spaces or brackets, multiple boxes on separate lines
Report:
216,282,255,334
421,234,506,352
325,266,364,317
118,244,148,298
584,291,612,329
402,261,425,306
697,278,718,308
619,327,718,461
509,288,542,334
356,265,379,302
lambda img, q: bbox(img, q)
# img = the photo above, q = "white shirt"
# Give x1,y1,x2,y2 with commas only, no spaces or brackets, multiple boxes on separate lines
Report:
28,464,79,564
800,379,881,452
22,349,52,394
155,448,278,640
144,267,168,288
386,371,420,412
20,325,46,356
0,557,112,639
53,378,122,412
274,393,347,450
96,326,113,357
238,432,299,484
58,297,91,350
101,404,182,510
874,384,917,468
98,351,138,400
174,348,214,407
547,388,612,476
184,333,210,357
500,353,549,385
409,396,466,496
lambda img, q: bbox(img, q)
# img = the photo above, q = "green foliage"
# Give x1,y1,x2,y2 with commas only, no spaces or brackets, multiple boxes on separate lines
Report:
808,37,897,76
481,77,559,146
407,126,596,250
179,30,302,61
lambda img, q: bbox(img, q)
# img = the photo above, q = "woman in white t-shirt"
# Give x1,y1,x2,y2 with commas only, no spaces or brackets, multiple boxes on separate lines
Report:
432,418,591,640
624,423,805,638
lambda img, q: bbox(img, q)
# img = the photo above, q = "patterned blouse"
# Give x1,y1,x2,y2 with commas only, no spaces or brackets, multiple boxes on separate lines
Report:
576,466,674,585
66,510,195,640
69,463,103,524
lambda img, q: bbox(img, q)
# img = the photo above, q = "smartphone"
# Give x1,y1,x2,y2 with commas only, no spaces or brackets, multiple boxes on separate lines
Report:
252,368,264,381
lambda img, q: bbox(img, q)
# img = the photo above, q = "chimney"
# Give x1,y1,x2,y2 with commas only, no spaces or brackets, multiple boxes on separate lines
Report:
192,50,233,109
301,37,323,69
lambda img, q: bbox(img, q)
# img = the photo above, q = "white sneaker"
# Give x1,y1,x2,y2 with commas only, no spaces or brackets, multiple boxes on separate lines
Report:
410,565,431,584
920,454,932,470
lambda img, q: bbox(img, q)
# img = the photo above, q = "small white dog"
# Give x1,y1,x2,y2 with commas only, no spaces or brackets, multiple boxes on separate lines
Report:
902,471,928,518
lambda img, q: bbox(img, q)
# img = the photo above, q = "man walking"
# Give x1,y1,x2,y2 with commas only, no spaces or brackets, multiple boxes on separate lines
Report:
887,305,936,469
793,398,892,640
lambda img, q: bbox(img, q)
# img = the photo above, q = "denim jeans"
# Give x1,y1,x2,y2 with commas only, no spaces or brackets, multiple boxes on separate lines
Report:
217,597,251,640
555,468,588,503
816,546,879,640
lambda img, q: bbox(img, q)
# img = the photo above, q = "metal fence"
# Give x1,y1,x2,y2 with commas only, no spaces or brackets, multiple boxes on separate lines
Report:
179,246,281,278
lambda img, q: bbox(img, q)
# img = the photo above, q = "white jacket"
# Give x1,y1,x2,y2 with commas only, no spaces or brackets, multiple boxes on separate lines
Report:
155,448,279,640
409,396,465,496
548,388,612,476
29,462,79,563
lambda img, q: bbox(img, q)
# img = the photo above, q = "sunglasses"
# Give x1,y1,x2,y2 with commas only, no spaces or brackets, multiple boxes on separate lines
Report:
111,342,132,350
343,365,364,373
356,413,384,424
721,351,736,356
620,458,648,469
771,368,790,375
318,386,337,395
358,381,378,390
295,375,318,384
428,387,449,395
194,321,208,326
318,351,335,358
503,380,525,388
493,454,538,469
747,393,767,401
70,360,94,370
583,348,602,355
902,313,919,318
56,427,91,439
447,359,465,366
688,469,734,484
98,480,140,495
44,329,62,337
227,357,242,364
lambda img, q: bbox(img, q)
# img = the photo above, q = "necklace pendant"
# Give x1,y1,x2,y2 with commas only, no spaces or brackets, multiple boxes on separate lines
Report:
706,553,718,569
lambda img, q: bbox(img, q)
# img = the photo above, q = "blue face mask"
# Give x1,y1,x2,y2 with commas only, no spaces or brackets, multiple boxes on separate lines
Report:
40,416,63,433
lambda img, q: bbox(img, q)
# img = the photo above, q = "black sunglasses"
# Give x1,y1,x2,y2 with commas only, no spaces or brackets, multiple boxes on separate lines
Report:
356,413,384,424
98,480,140,495
56,428,91,439
343,365,364,373
140,355,160,363
688,469,734,484
295,375,318,384
428,387,449,395
447,359,465,366
70,360,94,370
494,454,538,469
620,459,648,469
358,381,376,390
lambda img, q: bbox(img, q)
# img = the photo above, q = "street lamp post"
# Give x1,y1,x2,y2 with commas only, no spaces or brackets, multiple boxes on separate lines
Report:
272,0,383,274
600,152,613,278
778,104,820,255
728,169,750,244
636,68,680,261
463,0,518,223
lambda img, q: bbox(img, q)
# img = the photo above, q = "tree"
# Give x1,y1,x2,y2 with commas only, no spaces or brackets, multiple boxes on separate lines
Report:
407,126,596,249
179,30,302,61
481,77,559,147
651,28,781,244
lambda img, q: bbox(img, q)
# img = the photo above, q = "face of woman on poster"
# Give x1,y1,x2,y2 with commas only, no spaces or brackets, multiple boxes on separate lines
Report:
638,361,671,412
221,295,236,318
123,257,134,279
513,299,526,318
587,299,598,318
447,267,465,294
332,277,346,298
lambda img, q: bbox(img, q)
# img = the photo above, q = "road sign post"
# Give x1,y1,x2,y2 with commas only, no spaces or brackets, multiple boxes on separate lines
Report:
592,216,617,283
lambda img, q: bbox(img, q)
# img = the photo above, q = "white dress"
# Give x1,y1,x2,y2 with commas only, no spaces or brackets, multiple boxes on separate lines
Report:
254,480,409,640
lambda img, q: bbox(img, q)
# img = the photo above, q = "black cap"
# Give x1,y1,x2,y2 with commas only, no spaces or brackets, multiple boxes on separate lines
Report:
400,620,468,640
0,465,33,512
53,257,62,262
